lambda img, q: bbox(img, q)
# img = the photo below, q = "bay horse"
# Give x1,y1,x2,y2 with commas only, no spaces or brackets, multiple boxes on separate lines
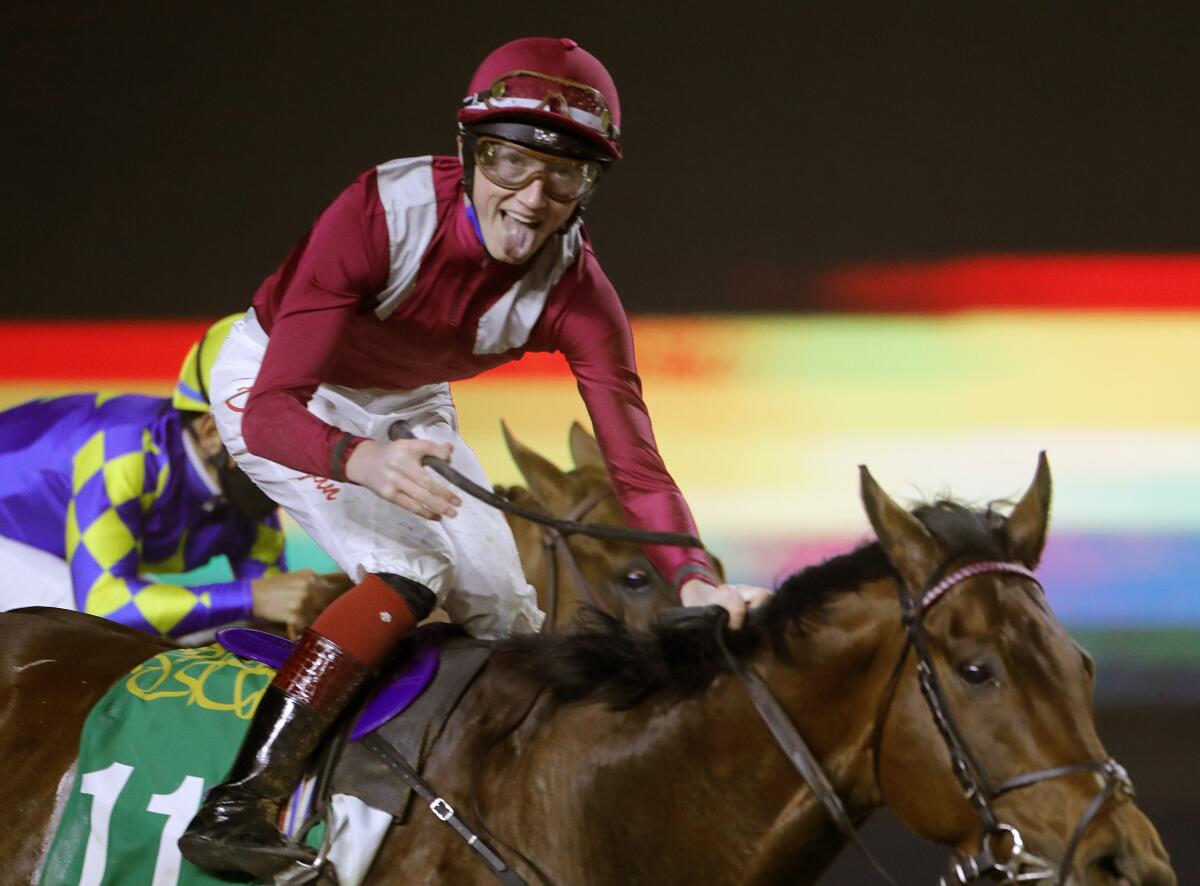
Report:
499,421,684,631
0,456,1175,883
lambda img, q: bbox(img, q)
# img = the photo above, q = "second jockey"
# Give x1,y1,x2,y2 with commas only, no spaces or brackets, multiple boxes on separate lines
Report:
0,314,348,638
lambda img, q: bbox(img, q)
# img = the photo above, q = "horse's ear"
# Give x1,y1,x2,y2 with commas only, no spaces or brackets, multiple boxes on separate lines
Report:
568,421,607,474
501,420,569,506
859,465,940,594
1006,451,1052,568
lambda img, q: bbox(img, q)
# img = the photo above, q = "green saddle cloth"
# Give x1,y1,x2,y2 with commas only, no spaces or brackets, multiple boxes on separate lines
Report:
39,644,323,886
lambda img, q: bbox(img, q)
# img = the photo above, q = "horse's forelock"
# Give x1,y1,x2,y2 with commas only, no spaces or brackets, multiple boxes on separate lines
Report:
911,499,1011,562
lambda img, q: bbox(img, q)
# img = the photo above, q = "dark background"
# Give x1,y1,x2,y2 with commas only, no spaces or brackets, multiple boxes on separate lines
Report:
5,2,1200,317
5,3,1197,880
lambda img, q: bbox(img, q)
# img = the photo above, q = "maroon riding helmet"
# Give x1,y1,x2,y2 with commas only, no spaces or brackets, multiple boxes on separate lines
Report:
458,36,623,165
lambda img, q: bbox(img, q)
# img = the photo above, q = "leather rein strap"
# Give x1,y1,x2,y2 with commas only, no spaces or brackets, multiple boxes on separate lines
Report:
388,421,703,549
362,733,529,886
655,607,901,886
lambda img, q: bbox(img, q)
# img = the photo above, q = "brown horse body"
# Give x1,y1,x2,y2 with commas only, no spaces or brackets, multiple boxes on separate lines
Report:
0,609,172,880
0,458,1176,884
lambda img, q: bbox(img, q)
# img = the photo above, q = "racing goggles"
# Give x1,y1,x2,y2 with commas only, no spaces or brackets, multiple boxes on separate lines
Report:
464,70,619,142
474,137,601,202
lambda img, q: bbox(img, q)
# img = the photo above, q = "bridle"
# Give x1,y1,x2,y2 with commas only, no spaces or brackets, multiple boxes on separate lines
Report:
705,557,1136,886
531,485,629,632
868,558,1136,884
389,419,701,547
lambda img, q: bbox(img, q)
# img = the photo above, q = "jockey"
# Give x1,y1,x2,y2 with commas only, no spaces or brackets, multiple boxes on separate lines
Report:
180,37,770,877
0,314,347,638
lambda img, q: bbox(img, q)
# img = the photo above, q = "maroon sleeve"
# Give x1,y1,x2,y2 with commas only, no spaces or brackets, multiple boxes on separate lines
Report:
242,172,389,477
550,255,718,590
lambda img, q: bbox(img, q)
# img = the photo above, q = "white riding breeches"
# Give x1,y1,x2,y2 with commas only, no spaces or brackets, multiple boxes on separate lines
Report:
210,311,544,640
0,536,74,612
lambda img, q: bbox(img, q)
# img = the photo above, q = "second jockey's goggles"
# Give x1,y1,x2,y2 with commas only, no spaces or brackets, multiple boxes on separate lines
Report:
463,69,619,143
474,137,601,202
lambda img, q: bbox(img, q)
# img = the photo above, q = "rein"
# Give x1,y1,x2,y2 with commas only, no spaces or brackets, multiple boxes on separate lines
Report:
691,611,901,886
388,421,704,549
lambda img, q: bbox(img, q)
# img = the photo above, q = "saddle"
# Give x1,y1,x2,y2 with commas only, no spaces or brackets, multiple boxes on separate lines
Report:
217,623,493,821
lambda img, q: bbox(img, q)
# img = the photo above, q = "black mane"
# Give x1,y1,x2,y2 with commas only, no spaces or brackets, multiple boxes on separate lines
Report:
500,499,1011,709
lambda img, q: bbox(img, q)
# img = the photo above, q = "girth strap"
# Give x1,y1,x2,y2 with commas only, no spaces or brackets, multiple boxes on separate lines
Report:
362,733,528,886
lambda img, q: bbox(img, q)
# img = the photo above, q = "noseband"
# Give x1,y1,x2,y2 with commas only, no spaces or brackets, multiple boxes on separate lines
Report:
872,560,1136,885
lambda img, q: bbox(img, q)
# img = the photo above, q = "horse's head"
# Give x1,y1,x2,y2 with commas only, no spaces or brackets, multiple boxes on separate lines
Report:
861,454,1174,885
500,421,680,630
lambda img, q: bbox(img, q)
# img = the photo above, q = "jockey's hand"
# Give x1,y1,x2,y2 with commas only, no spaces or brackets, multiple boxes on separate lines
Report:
345,438,463,519
251,570,352,632
680,579,771,630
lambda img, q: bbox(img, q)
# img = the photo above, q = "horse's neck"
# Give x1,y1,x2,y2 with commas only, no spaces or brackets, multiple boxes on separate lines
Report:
733,578,904,880
517,579,901,885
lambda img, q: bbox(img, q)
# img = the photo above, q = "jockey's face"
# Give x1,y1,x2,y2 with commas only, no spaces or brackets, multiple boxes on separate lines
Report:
188,413,278,520
464,138,581,264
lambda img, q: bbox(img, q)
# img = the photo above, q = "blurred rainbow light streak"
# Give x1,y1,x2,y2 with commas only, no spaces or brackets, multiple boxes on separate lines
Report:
2,254,1196,684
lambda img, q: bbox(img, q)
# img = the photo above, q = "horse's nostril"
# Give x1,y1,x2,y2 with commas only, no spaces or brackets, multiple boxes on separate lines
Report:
1089,848,1178,886
1089,852,1136,886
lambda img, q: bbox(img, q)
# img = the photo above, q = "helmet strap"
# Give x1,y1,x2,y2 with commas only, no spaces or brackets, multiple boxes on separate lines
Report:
458,123,478,197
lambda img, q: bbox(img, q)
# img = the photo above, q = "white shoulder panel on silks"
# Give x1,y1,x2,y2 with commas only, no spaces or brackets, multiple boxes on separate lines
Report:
374,154,584,353
473,220,583,354
374,156,439,319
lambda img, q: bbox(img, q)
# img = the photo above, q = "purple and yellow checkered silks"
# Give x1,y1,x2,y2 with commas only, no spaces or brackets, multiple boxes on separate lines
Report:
0,394,285,636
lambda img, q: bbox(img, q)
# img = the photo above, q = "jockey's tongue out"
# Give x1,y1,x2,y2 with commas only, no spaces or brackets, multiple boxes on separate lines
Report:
457,39,617,265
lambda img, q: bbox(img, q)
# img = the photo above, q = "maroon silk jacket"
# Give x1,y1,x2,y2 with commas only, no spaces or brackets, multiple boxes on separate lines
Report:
244,155,715,589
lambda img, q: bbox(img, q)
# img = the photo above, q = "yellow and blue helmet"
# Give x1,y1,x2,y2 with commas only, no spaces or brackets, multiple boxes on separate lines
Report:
172,313,244,413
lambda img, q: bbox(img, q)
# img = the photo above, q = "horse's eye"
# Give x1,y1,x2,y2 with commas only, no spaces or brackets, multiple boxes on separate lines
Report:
620,569,652,592
957,660,995,686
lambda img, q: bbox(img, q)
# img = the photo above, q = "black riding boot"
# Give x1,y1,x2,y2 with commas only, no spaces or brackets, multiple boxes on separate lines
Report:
178,630,370,878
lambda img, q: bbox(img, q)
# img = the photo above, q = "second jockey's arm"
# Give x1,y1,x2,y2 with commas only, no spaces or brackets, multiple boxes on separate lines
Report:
250,570,351,631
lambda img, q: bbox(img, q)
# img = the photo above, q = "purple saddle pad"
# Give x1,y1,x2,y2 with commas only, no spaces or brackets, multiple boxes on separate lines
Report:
215,626,441,742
